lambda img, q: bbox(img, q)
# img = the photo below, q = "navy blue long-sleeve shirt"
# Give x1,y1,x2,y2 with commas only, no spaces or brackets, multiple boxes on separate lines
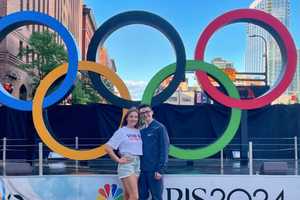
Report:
140,120,170,173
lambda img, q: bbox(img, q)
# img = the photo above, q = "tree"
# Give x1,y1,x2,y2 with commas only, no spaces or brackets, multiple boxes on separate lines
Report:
72,74,102,104
18,31,68,84
18,30,114,104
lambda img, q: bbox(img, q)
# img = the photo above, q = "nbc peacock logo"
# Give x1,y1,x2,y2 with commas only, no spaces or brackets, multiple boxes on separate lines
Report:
96,183,123,200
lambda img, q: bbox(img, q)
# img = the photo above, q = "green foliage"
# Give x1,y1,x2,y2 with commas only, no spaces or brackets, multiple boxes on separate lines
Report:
18,31,68,80
18,30,115,104
72,76,102,104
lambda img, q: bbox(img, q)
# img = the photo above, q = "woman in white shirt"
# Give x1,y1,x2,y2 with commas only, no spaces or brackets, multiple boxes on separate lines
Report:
105,107,142,200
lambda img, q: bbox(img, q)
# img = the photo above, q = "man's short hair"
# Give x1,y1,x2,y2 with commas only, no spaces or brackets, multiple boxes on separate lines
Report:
138,104,152,110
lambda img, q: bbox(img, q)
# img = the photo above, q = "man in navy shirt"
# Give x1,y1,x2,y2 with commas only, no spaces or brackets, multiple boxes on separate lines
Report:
138,104,170,200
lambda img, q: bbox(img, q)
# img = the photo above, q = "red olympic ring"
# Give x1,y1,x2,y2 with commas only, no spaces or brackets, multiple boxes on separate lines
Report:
195,9,297,110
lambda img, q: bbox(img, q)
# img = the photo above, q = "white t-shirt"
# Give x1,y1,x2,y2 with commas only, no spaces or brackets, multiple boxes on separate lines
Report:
106,127,143,156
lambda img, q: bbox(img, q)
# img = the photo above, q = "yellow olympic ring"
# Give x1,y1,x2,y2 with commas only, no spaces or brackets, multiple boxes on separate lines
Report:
32,61,131,160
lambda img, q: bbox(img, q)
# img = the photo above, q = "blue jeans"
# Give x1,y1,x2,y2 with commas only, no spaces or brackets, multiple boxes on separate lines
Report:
138,171,163,200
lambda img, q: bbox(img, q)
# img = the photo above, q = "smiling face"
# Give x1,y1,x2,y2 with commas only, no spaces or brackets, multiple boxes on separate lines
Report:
126,110,139,128
139,106,153,124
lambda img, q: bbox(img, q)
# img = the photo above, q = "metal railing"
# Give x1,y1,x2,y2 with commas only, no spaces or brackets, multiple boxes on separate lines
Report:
0,136,299,176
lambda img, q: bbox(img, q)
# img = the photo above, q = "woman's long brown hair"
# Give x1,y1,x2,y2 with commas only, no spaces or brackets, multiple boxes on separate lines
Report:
122,107,140,129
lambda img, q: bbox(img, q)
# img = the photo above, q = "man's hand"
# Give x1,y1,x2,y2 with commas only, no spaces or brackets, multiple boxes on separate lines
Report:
154,172,162,180
118,157,129,164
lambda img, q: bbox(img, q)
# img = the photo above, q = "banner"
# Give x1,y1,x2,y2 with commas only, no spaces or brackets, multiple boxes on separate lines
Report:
0,175,299,199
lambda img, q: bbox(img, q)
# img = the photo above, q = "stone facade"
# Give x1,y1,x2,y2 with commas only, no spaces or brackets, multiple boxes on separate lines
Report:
0,0,83,99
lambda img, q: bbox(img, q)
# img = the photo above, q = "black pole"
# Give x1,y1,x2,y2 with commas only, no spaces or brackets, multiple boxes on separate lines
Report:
240,110,249,165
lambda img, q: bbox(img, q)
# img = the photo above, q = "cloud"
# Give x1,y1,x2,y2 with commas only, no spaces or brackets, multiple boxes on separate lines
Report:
124,80,148,100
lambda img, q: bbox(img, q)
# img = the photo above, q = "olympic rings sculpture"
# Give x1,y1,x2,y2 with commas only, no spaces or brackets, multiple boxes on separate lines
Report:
0,9,296,160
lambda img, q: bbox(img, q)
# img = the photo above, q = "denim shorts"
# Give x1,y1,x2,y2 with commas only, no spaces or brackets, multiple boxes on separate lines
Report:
117,154,140,179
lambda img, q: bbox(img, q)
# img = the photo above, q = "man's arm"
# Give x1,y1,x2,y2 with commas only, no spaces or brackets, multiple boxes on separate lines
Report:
157,125,170,174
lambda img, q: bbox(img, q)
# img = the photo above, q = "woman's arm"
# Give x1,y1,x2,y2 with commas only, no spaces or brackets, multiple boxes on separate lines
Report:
104,144,128,164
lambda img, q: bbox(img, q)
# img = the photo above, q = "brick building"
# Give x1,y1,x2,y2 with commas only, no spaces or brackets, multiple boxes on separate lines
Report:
0,0,83,99
82,4,116,70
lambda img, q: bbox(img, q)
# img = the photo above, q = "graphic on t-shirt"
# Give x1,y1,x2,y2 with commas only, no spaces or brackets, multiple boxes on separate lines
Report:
126,134,141,141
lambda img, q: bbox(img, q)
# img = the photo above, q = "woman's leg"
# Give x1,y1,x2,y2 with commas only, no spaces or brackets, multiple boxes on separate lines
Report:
121,178,130,200
122,174,139,200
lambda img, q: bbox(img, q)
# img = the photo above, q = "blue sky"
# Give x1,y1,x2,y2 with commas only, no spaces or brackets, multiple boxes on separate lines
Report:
84,0,300,99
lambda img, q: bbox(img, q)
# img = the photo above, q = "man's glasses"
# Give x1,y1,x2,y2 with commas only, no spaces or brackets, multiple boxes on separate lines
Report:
139,110,152,115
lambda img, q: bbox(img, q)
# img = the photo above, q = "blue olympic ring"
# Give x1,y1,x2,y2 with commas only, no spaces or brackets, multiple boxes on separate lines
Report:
0,11,78,111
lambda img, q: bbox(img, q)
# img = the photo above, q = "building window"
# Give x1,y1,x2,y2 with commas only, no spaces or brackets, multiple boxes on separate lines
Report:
19,41,23,61
46,6,49,31
32,0,35,32
43,0,45,13
32,52,35,65
26,46,29,63
37,0,40,31
20,0,23,11
26,0,30,29
47,0,49,14
54,0,57,18
58,0,61,22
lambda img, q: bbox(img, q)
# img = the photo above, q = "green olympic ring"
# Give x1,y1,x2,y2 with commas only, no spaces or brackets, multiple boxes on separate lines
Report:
141,60,242,160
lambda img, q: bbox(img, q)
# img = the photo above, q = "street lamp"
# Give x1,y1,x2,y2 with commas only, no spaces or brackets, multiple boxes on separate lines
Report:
249,34,268,85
